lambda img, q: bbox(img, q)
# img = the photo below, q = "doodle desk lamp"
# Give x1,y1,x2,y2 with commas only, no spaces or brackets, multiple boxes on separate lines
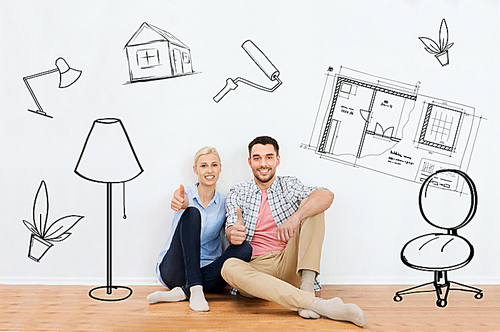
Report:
23,57,82,118
75,118,143,301
394,169,483,307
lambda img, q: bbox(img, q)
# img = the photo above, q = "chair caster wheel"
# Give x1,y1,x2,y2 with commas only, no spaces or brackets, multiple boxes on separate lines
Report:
393,295,403,302
436,299,447,307
474,292,483,300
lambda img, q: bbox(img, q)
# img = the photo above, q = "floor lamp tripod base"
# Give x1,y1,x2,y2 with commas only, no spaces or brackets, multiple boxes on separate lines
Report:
89,285,133,302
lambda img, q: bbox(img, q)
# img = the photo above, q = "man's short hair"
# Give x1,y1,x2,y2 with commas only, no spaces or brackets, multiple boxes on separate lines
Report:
248,136,280,156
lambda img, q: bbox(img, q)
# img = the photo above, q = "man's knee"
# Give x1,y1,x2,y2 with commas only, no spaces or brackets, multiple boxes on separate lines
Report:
221,257,243,280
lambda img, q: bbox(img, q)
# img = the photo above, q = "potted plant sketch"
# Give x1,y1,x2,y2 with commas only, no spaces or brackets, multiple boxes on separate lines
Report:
22,180,84,262
418,18,454,66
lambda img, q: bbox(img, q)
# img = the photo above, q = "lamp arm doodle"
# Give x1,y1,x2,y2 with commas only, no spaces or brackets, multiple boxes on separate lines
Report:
23,68,59,118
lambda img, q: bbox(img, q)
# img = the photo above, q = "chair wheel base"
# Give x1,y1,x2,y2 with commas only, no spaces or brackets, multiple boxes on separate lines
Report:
393,295,403,302
436,299,447,307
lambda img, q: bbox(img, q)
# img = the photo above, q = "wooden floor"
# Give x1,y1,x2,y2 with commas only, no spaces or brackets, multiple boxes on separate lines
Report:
0,284,498,331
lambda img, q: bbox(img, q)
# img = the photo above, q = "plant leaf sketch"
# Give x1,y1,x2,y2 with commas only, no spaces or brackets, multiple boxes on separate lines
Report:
124,22,195,83
23,180,84,262
75,118,143,301
301,66,484,184
213,40,282,103
393,169,483,307
23,57,82,118
418,19,454,66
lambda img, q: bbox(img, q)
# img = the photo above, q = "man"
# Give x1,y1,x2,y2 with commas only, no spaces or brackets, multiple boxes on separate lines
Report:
221,136,365,327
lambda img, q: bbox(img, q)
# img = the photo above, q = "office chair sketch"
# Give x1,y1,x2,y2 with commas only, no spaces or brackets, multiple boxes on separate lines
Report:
394,169,483,308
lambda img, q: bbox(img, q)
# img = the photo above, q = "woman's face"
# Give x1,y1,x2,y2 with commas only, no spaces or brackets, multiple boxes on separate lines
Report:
193,153,221,187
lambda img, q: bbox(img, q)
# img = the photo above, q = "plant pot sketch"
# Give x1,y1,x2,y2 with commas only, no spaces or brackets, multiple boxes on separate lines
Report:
28,233,54,262
418,19,454,67
435,51,449,66
22,180,84,262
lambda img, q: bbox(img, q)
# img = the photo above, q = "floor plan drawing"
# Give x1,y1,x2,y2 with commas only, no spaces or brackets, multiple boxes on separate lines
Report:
302,66,483,184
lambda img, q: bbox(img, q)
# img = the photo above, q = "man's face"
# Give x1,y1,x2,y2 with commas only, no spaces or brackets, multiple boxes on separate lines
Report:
248,144,280,187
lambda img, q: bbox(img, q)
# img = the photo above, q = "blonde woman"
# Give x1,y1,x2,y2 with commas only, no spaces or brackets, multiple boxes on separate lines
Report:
148,147,252,311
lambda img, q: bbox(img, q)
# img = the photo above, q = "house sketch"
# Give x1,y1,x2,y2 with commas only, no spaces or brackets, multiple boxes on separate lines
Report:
124,22,194,83
302,66,483,184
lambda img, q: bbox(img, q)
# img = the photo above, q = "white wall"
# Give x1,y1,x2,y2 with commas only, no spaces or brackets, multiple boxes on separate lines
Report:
1,0,498,286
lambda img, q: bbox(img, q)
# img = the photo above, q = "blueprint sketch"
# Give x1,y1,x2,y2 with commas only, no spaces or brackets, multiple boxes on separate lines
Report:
302,66,483,184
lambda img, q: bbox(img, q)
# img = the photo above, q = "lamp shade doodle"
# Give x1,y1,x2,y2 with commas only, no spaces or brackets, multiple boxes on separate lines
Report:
75,118,143,183
55,57,82,88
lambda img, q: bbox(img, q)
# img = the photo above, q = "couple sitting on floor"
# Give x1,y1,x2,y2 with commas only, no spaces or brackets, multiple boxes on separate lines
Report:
147,136,366,327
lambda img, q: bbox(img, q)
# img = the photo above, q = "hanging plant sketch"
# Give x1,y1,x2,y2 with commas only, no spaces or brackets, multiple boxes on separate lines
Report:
22,180,84,262
418,18,454,66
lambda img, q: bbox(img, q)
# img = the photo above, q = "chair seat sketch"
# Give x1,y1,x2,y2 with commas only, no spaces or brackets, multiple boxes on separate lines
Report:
393,169,483,308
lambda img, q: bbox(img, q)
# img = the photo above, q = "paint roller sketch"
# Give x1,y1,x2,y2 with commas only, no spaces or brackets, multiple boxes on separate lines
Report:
213,40,282,103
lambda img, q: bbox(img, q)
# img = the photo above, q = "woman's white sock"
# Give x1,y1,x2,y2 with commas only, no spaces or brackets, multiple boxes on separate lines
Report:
189,285,210,312
147,287,187,304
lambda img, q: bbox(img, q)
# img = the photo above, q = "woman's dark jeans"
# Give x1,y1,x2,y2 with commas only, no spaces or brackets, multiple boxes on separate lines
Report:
159,207,252,297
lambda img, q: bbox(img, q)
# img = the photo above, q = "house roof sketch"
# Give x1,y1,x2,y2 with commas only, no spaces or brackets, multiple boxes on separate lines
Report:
124,22,189,49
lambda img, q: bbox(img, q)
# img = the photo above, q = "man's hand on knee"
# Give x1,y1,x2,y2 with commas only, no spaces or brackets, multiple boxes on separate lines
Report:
277,214,300,243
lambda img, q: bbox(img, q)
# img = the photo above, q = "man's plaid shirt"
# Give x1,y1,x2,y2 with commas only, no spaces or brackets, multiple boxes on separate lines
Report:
225,175,325,294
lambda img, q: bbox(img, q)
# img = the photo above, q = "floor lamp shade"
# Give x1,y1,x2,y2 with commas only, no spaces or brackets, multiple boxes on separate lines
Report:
75,118,143,183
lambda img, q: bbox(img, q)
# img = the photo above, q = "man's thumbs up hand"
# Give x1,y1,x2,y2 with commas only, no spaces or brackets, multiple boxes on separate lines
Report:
230,208,246,245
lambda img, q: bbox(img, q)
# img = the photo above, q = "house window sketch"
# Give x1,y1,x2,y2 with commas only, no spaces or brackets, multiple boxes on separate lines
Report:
302,66,484,184
136,49,160,69
124,22,195,83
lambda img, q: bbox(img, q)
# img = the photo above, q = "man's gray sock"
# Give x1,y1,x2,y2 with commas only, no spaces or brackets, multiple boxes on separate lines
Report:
298,270,321,319
308,297,366,327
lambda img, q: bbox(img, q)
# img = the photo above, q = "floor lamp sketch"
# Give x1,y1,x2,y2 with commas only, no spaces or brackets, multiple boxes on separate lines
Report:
23,57,82,119
75,118,143,302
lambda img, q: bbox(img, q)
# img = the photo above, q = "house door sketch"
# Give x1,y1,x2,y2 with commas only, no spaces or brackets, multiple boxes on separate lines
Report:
172,49,183,75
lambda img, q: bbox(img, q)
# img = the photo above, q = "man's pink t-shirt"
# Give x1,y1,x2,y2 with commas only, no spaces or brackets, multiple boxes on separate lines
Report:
250,190,287,257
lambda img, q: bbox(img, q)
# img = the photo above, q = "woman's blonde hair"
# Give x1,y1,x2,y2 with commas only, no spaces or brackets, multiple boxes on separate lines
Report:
193,146,221,167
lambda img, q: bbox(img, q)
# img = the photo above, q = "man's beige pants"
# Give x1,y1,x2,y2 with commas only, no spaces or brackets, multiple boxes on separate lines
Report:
221,205,325,311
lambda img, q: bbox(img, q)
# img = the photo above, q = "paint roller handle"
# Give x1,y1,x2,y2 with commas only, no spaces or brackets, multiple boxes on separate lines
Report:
213,78,238,103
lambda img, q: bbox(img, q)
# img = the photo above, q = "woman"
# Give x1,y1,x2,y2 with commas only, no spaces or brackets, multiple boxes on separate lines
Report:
148,147,252,311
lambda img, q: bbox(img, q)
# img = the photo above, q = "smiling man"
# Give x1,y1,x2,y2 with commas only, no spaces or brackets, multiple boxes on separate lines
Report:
221,136,366,327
